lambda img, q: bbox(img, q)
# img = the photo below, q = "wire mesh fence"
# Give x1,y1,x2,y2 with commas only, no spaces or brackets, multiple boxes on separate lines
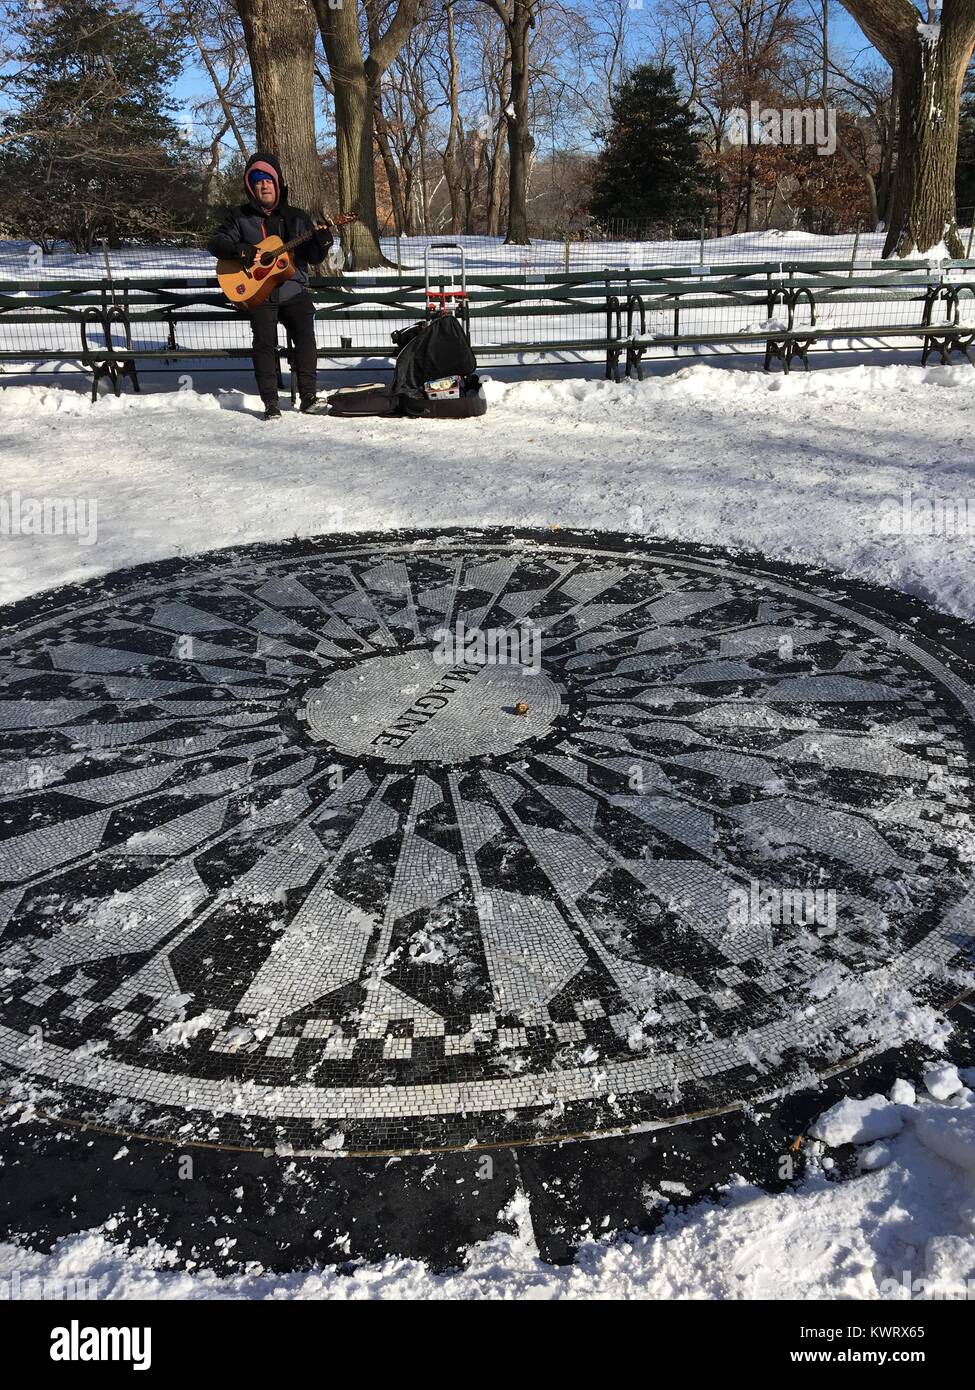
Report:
2,209,974,283
2,262,972,375
1,217,974,375
379,211,975,275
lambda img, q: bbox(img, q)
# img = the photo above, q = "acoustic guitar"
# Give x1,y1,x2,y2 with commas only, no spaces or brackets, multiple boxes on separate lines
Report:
216,213,358,308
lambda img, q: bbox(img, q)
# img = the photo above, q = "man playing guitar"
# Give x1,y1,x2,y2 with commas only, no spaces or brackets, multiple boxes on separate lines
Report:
208,152,340,420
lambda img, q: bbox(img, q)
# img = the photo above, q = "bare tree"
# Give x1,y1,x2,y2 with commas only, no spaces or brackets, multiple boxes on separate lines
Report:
827,59,897,227
838,0,975,255
477,0,539,242
314,0,423,268
475,6,511,234
160,0,249,158
375,17,444,234
591,0,634,118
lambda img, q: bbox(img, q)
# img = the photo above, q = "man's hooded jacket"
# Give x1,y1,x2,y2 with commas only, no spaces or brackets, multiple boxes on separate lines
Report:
208,152,333,306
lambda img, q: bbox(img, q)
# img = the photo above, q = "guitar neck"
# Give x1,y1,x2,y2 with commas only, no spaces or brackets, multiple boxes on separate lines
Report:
276,216,351,255
278,227,319,255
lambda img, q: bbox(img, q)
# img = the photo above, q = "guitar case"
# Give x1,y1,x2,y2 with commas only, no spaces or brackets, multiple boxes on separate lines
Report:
326,377,487,419
324,382,398,417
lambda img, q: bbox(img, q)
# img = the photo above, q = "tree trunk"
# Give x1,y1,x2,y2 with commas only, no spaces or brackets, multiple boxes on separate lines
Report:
838,0,975,258
865,170,880,229
486,40,510,236
314,0,422,270
443,2,465,235
503,1,533,243
465,134,481,232
233,0,327,220
202,119,232,207
884,36,968,255
315,1,386,266
418,124,430,234
486,128,506,235
373,94,407,235
878,76,899,226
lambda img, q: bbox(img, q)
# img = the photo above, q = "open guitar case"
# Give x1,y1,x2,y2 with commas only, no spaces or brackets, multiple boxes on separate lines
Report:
326,244,487,420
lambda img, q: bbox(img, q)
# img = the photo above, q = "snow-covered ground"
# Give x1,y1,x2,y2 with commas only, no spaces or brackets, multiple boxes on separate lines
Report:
2,361,975,619
2,357,975,1300
2,226,973,281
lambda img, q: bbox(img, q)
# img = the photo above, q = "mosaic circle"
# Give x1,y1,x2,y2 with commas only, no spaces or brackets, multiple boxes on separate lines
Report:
0,532,973,1156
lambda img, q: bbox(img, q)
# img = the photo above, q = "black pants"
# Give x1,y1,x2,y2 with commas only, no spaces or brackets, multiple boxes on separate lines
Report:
248,291,317,403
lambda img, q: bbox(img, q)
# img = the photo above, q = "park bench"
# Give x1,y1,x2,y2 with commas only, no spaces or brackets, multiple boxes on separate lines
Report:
0,258,973,400
615,263,975,377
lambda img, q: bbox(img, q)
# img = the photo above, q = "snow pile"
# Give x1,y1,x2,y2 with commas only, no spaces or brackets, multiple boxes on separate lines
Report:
809,1094,904,1146
912,1107,975,1174
923,1064,965,1101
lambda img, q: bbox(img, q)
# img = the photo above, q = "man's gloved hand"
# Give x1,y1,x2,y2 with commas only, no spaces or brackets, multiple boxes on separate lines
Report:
238,243,258,268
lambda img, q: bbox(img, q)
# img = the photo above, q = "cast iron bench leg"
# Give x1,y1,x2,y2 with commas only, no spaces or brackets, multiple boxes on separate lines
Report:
625,346,645,381
765,338,787,373
90,361,110,403
91,359,121,398
788,339,812,372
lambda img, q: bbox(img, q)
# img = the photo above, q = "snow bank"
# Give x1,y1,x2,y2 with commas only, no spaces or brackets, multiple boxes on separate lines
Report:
3,363,975,628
